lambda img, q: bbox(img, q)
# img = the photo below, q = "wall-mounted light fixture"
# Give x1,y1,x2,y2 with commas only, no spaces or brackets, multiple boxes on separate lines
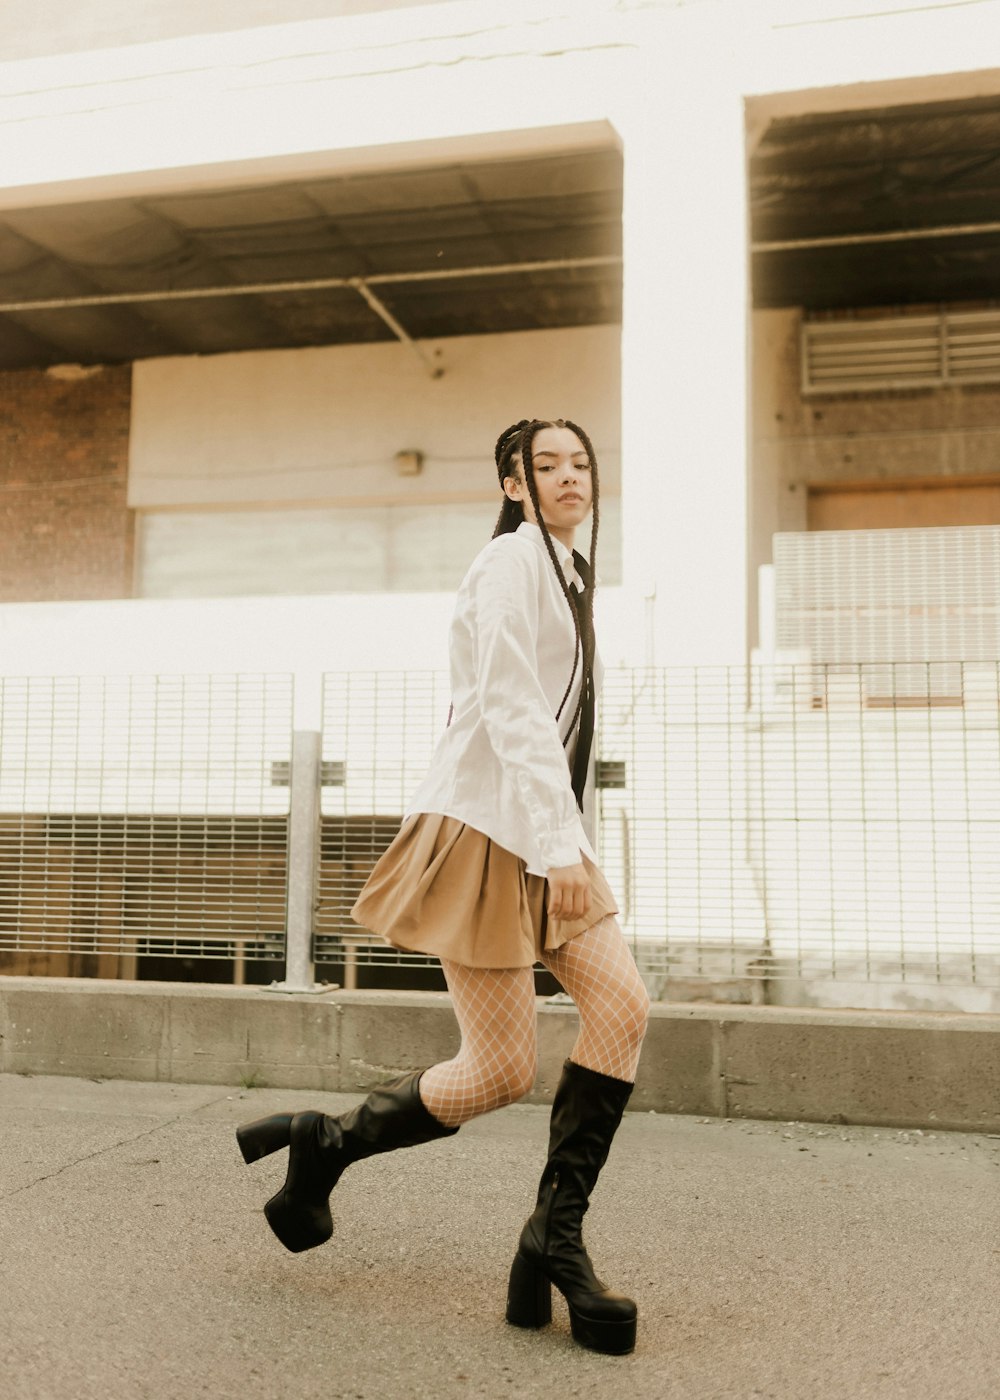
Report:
45,363,105,380
394,450,424,477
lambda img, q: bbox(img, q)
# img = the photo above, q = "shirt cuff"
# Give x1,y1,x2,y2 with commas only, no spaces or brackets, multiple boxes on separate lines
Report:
537,822,583,873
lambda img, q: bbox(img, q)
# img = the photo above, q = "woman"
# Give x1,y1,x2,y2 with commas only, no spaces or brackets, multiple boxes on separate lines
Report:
237,418,650,1356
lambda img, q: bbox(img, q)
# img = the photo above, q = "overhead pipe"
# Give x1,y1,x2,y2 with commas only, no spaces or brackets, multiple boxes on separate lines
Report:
753,220,1000,253
0,254,620,313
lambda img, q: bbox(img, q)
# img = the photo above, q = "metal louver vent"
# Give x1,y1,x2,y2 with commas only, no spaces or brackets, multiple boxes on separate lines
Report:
802,309,1000,394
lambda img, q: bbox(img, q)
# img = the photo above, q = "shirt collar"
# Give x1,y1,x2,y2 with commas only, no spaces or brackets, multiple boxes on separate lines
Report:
516,520,582,587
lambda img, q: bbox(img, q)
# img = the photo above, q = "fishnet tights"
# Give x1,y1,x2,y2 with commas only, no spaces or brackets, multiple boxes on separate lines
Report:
418,963,538,1128
419,915,649,1128
543,914,650,1084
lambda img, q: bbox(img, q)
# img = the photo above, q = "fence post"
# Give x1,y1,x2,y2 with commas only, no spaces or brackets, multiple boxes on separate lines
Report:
271,729,322,993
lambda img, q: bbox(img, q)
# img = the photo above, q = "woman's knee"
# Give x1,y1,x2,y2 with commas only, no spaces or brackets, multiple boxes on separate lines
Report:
617,977,651,1053
491,1050,537,1107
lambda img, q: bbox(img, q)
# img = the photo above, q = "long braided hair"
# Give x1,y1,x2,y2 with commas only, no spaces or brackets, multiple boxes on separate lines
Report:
492,418,600,737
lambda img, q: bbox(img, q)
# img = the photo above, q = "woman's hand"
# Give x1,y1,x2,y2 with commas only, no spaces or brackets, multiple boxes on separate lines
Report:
547,862,591,922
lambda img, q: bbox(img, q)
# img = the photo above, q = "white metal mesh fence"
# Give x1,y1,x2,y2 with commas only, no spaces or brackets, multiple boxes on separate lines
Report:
774,526,1000,703
0,674,293,974
3,666,997,996
600,662,1000,991
316,671,452,979
334,664,1000,992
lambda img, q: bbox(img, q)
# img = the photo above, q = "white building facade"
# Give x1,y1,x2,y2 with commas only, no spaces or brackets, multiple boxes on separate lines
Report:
2,0,999,1006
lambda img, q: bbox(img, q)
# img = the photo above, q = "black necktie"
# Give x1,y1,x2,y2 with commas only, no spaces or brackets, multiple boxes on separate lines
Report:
568,552,595,811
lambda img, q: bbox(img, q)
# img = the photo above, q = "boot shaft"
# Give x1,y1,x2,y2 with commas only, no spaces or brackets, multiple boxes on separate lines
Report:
521,1059,635,1279
324,1071,457,1166
535,1059,634,1210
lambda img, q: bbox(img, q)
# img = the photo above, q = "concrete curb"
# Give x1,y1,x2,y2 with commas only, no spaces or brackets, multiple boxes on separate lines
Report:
1,976,997,1132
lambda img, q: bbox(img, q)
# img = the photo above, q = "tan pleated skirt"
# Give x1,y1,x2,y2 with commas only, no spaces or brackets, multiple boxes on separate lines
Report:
350,812,619,969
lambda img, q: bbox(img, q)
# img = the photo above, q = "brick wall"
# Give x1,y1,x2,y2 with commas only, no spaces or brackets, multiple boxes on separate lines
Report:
0,365,133,602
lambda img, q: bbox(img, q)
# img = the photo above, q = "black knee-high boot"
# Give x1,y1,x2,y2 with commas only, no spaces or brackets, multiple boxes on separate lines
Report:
506,1059,637,1355
237,1072,458,1253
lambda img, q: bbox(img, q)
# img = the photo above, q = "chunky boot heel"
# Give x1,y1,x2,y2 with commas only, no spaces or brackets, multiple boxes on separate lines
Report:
263,1181,332,1253
506,1251,552,1328
508,1061,639,1355
568,1302,637,1356
236,1113,294,1164
261,1110,334,1252
243,1073,458,1254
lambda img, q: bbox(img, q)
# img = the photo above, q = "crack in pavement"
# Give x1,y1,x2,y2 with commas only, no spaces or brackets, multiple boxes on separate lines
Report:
0,1090,236,1203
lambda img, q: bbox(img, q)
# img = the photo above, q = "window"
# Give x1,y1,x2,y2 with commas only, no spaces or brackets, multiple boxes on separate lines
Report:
137,498,621,596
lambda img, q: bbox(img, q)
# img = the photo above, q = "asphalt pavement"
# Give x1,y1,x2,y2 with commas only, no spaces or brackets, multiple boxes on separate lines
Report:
0,1072,997,1400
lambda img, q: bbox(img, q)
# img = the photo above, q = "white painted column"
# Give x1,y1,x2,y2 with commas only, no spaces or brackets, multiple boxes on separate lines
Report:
617,16,751,666
277,729,321,993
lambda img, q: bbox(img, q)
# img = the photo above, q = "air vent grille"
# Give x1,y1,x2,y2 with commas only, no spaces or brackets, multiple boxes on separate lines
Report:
802,308,1000,394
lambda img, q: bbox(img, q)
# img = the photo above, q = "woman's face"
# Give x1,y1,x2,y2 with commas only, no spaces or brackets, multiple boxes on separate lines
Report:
503,425,593,538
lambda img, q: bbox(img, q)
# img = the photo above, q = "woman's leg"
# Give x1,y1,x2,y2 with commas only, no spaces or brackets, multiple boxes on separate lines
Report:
238,959,538,1252
506,915,650,1355
540,913,650,1081
419,961,539,1128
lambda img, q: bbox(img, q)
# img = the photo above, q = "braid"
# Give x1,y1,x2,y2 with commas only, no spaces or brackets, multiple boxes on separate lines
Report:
492,419,531,538
486,415,602,738
520,421,583,726
564,418,600,676
495,420,529,467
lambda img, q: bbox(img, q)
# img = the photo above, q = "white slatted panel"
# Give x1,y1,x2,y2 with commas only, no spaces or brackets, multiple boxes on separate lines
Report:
774,527,1000,700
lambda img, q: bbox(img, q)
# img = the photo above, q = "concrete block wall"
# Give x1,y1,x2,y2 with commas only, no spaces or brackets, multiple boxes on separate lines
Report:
0,366,133,602
752,307,1000,537
1,977,997,1133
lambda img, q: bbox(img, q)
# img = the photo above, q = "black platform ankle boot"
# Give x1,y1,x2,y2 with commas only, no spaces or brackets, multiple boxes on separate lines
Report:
237,1072,458,1253
506,1059,637,1355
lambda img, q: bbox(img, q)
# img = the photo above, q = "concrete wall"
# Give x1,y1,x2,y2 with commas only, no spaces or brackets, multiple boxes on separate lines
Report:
0,326,623,604
1,976,997,1132
0,0,426,62
129,325,621,510
0,0,753,664
0,586,651,725
128,324,622,597
754,307,1000,529
749,306,1000,644
0,366,133,602
4,2,1000,661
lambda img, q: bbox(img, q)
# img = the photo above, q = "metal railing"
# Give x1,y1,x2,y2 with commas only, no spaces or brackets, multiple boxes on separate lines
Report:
2,664,998,1001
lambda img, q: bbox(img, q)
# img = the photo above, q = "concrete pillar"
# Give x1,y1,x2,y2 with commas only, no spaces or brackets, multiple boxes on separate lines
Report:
618,22,750,666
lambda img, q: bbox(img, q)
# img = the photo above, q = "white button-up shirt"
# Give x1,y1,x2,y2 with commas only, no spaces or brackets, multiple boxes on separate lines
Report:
405,521,601,876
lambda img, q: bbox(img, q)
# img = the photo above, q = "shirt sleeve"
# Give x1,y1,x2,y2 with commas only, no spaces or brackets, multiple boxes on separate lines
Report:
468,542,583,872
